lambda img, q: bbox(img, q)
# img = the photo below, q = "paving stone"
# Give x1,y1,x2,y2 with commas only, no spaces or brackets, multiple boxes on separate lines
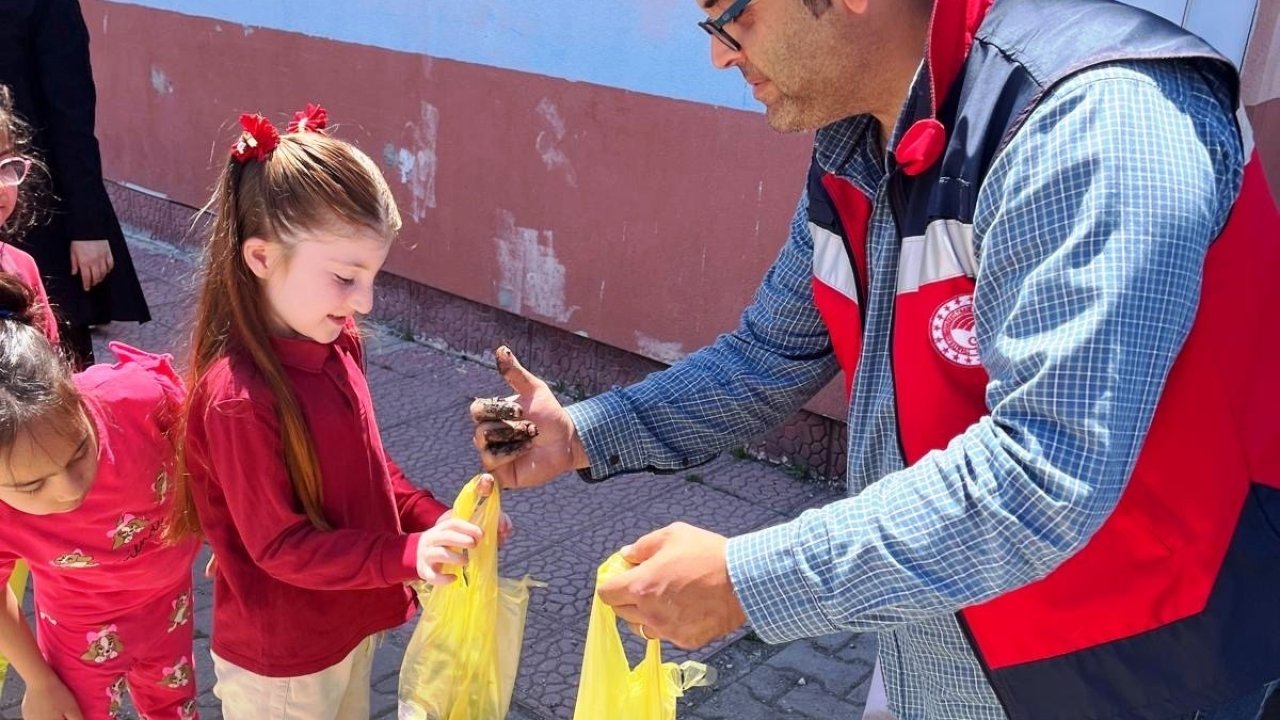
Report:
778,679,863,719
511,614,587,718
811,630,859,654
739,664,804,703
642,481,792,539
689,682,789,719
768,640,867,697
693,455,847,517
506,549,598,623
145,298,197,333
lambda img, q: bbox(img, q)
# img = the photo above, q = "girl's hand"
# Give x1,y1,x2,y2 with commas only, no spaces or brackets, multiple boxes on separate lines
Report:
414,518,482,585
23,675,84,720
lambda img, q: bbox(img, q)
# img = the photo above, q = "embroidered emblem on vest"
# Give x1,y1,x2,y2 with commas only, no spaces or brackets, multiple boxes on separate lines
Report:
931,295,980,366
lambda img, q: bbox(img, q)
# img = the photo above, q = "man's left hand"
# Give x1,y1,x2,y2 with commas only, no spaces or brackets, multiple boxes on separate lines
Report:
598,522,748,649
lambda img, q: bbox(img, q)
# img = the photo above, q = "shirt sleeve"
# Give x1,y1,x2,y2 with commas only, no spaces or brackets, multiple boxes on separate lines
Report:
388,459,450,533
725,63,1245,642
195,396,421,590
0,551,18,585
0,244,59,344
567,194,841,480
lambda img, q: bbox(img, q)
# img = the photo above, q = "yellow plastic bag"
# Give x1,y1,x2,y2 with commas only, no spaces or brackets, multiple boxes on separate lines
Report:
398,476,541,720
572,553,716,720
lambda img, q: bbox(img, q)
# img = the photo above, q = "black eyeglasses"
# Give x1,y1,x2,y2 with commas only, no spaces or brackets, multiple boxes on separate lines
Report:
0,157,31,187
698,0,754,52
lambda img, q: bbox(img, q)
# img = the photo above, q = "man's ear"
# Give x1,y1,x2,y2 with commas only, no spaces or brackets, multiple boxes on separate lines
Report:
241,237,277,280
840,0,870,14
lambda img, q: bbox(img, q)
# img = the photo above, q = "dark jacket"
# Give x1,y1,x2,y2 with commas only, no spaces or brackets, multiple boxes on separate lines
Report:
0,0,149,325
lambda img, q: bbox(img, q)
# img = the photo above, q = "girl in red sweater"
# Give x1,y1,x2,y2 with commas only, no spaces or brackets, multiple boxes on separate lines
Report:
169,107,500,718
0,273,199,720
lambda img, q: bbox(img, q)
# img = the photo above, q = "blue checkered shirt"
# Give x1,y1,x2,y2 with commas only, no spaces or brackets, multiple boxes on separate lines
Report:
567,60,1244,719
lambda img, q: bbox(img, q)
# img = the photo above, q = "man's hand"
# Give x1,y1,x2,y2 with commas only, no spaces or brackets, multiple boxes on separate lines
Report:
598,522,748,650
470,346,589,489
70,240,113,291
23,674,84,720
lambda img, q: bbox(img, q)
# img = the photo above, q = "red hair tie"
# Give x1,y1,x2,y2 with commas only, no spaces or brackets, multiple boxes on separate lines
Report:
288,104,328,134
230,113,280,164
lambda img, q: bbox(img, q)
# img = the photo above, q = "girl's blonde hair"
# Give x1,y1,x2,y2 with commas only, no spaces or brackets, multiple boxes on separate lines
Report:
168,123,401,538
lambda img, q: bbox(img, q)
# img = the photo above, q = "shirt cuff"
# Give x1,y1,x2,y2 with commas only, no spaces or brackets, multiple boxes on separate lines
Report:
565,392,645,481
381,533,422,586
726,515,842,644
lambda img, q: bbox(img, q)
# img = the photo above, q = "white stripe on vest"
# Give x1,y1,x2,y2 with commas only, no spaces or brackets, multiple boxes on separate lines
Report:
897,219,978,293
810,222,859,303
1236,106,1256,160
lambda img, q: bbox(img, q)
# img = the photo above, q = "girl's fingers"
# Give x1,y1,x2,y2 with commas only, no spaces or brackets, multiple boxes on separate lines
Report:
420,570,457,586
434,518,483,540
423,548,468,567
430,531,479,549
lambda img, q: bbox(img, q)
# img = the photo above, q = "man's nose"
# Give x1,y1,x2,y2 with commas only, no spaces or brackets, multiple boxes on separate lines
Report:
711,38,743,70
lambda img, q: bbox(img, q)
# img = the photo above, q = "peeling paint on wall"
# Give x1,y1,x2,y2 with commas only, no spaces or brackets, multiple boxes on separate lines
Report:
149,65,174,94
634,332,685,364
388,102,439,224
495,210,577,323
535,97,577,188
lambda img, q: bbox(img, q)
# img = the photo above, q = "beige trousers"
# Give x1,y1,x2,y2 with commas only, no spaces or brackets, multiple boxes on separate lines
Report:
211,636,376,720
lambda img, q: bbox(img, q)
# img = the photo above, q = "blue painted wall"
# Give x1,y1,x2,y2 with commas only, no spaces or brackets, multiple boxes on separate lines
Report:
101,0,764,111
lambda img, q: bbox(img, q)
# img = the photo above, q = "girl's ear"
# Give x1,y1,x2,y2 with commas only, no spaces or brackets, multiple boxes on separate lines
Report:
241,237,277,280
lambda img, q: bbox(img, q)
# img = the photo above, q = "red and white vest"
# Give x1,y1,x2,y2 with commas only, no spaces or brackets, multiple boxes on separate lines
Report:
808,1,1280,718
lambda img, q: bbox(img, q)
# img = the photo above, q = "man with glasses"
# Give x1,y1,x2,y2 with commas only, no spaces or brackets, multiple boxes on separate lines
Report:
474,1,1280,718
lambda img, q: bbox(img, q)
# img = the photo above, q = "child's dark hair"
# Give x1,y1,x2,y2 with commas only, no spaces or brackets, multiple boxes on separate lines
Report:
0,272,78,451
0,84,50,239
167,117,401,538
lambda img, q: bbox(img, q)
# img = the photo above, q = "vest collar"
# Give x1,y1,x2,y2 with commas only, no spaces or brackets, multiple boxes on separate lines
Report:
895,0,995,176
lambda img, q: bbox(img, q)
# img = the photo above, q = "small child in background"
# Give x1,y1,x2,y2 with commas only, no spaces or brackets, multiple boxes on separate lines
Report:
168,106,503,719
0,84,59,344
0,272,200,720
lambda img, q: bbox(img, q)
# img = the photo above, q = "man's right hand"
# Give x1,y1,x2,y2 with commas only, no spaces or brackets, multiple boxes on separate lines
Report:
470,346,588,489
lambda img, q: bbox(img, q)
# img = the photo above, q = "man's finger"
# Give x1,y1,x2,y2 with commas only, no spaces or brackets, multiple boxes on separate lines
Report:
619,525,670,565
478,439,536,468
470,396,524,422
598,564,648,608
625,617,660,639
481,420,539,444
495,346,542,396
